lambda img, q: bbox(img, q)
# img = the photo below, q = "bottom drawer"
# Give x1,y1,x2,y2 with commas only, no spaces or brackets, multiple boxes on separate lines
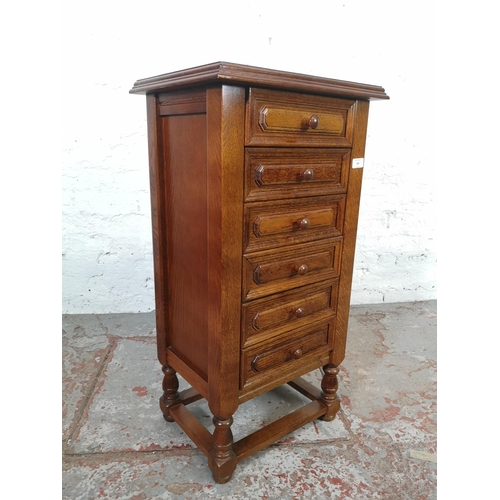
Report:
240,319,334,390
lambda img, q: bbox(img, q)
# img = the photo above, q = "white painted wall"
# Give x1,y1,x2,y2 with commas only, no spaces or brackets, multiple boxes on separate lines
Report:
62,0,436,313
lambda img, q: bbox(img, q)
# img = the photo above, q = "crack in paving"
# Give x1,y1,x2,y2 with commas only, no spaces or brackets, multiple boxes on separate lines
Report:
63,339,117,454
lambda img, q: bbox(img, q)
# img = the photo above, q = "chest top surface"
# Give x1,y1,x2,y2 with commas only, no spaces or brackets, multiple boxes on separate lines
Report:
129,61,389,100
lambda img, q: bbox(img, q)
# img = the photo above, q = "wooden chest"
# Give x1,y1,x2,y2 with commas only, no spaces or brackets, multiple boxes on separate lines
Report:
130,62,388,482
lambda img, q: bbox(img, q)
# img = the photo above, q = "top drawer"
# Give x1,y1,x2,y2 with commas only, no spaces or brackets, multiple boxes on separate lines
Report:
246,88,355,147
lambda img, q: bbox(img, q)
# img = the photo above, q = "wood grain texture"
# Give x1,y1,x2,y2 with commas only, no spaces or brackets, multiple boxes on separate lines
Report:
208,416,237,484
241,325,330,389
130,61,389,101
240,316,335,392
146,94,169,366
163,110,209,380
244,195,345,253
246,88,356,147
241,280,338,348
206,85,246,419
159,365,181,422
320,364,341,421
333,99,370,366
243,238,342,302
239,352,331,404
245,148,350,202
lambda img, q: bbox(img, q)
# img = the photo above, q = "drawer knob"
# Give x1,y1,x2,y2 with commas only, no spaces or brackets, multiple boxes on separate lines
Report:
292,348,303,359
308,115,319,129
302,169,314,181
295,307,305,318
298,217,310,230
296,264,308,275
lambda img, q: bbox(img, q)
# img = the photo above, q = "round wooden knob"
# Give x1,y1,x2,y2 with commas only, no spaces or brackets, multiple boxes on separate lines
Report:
295,307,305,318
297,264,308,275
303,169,314,181
308,115,319,129
292,348,303,359
298,217,310,229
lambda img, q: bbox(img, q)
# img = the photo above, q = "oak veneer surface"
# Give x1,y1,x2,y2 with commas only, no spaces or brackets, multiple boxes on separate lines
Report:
131,62,388,483
241,279,338,348
163,112,209,380
244,147,351,201
130,61,389,100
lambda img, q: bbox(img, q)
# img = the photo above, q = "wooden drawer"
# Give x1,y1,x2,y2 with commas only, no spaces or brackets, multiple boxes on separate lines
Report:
240,318,334,390
242,280,338,348
246,88,355,147
244,195,345,253
245,148,350,201
243,238,342,302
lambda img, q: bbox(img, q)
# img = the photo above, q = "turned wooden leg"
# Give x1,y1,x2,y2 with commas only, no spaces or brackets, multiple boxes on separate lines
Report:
208,416,237,484
319,363,341,421
159,365,181,422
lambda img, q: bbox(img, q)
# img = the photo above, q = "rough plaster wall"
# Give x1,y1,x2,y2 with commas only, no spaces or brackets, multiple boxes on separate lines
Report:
62,0,436,313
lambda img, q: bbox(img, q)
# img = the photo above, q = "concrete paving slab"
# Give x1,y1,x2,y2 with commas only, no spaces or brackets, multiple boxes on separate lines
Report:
63,316,111,439
62,300,437,499
62,311,156,440
63,440,435,499
62,311,156,339
340,301,437,456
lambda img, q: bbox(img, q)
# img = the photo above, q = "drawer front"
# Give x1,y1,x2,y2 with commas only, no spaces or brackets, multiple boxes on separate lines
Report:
242,280,338,348
245,148,350,201
240,319,334,389
243,239,342,302
244,195,345,253
246,88,355,147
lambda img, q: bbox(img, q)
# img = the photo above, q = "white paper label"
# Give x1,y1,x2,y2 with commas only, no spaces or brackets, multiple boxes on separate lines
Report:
352,158,364,169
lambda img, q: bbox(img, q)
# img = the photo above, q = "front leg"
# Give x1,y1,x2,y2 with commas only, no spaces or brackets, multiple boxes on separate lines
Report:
319,363,341,421
159,364,181,422
208,415,237,484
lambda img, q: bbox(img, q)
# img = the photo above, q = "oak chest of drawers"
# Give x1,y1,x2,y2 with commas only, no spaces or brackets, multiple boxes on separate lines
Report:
130,62,388,483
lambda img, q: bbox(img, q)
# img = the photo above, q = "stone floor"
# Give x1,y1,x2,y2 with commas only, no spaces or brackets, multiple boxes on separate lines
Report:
62,300,437,499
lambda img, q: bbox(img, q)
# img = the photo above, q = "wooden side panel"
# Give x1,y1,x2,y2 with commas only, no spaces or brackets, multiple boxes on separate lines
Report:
206,85,246,419
162,109,209,380
333,99,370,365
146,95,169,366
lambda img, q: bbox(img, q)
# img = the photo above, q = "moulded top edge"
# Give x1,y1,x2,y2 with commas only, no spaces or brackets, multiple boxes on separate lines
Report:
129,61,390,100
